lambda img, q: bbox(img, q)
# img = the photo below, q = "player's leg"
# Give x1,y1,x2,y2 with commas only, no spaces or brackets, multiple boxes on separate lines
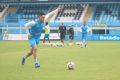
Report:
4,36,7,40
43,39,45,43
4,36,6,40
61,39,64,45
84,34,87,47
48,38,50,43
82,33,87,48
6,35,8,40
69,36,72,45
69,36,71,42
60,34,63,44
21,38,36,65
71,35,74,44
48,34,50,43
26,48,34,58
43,34,46,43
32,45,40,68
81,33,85,48
61,34,65,45
33,38,40,68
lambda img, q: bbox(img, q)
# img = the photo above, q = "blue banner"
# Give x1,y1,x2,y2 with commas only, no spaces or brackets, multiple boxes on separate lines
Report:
92,34,120,40
65,34,120,41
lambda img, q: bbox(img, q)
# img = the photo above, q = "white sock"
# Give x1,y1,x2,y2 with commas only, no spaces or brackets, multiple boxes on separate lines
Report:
82,40,86,47
23,55,27,59
34,59,38,64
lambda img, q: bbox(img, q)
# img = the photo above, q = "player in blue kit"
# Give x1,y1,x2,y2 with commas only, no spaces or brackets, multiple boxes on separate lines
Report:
21,8,61,68
80,21,91,48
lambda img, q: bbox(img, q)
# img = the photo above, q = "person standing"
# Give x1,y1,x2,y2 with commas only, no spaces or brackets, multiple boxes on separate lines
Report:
80,21,90,48
43,22,50,43
3,30,8,40
68,25,74,45
58,22,66,45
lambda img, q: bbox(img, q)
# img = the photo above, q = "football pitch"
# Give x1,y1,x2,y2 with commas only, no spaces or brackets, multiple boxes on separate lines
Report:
0,41,120,80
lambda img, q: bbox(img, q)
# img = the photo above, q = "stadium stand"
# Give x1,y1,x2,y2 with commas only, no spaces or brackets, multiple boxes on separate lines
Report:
6,5,51,20
90,4,120,26
49,0,120,2
1,0,120,2
0,5,5,12
16,5,50,19
0,4,53,27
0,1,120,27
55,4,86,22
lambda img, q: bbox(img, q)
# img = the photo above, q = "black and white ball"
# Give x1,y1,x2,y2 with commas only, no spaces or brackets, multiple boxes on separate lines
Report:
67,61,75,70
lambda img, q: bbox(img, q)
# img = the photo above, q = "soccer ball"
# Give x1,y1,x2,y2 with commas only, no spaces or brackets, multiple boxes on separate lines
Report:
75,42,82,45
57,43,64,47
51,43,57,47
67,61,75,70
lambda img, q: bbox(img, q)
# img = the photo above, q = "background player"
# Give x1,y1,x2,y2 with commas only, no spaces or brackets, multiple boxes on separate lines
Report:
3,30,8,40
58,22,66,45
21,8,61,68
80,21,91,48
43,22,50,43
68,25,74,45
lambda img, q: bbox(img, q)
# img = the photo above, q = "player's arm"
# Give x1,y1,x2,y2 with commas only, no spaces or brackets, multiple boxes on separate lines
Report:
25,20,35,34
25,20,35,38
87,26,92,32
79,26,82,32
44,8,61,22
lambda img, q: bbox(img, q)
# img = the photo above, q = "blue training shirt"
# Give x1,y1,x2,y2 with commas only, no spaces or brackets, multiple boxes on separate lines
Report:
81,24,89,34
29,20,44,37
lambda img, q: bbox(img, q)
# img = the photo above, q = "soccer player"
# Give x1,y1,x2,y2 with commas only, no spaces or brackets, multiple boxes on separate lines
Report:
3,30,8,40
80,21,90,48
21,8,61,68
43,22,50,43
58,22,66,45
68,25,74,45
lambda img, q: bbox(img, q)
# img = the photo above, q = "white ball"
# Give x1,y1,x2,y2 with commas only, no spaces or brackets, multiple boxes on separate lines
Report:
57,43,64,47
67,61,75,70
52,43,57,47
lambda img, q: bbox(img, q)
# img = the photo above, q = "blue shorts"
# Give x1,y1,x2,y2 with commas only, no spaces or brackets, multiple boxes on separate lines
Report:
44,34,50,39
60,34,65,40
29,37,40,47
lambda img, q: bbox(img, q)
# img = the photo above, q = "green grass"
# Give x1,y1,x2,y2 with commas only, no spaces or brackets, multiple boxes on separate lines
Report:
0,41,120,80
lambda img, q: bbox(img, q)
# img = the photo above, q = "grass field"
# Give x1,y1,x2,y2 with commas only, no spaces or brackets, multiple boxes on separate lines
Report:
0,41,120,80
